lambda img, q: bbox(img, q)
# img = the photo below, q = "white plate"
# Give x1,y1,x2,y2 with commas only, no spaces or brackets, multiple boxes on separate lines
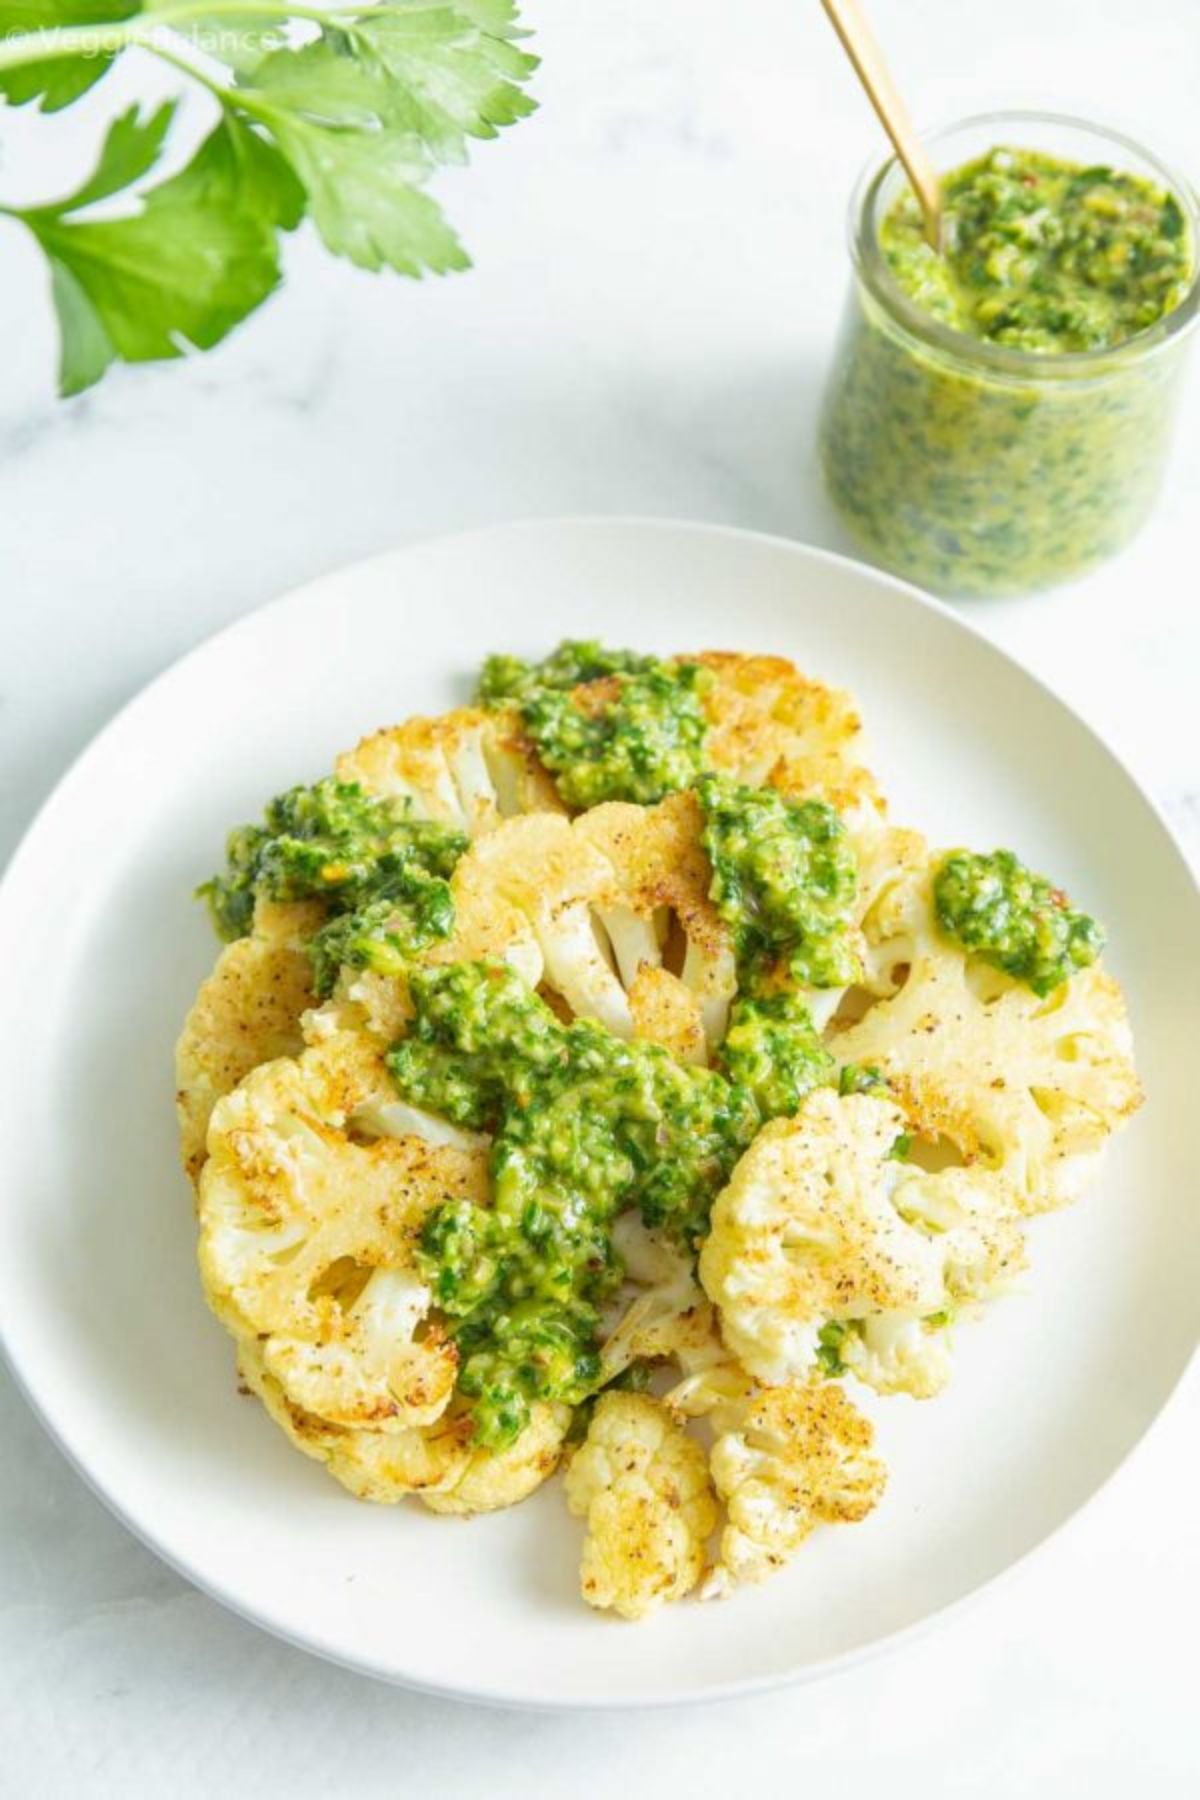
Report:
1,518,1196,1708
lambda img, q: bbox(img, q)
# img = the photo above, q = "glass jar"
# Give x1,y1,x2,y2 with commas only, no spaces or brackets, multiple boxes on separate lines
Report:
818,112,1200,598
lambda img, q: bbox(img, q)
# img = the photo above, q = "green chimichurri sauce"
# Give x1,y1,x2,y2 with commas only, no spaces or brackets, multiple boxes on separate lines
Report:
819,142,1196,596
391,961,759,1448
477,639,712,808
697,772,860,990
881,149,1192,353
718,991,835,1118
478,639,655,707
933,847,1104,996
199,778,466,997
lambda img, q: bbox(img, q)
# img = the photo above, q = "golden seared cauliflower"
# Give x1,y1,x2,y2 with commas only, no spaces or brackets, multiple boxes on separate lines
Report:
600,1217,725,1383
833,858,1141,1212
695,651,885,828
674,1376,887,1593
577,790,738,1050
421,1400,573,1515
237,1338,569,1512
199,1032,487,1432
626,964,708,1066
432,810,613,1022
848,824,930,953
434,796,739,1056
699,1091,1025,1399
237,1335,470,1495
176,898,322,1185
337,704,563,836
564,1393,718,1619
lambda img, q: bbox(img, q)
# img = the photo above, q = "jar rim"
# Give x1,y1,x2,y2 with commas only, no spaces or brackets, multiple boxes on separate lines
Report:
850,108,1200,380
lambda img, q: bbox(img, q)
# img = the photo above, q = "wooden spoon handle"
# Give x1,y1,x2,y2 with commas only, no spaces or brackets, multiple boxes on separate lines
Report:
820,0,942,249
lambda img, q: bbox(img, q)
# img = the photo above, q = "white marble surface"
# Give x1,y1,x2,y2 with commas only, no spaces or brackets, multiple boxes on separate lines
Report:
1,1,1197,1792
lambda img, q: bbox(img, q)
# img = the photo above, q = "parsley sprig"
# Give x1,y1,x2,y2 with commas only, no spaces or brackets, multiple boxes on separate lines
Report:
0,0,537,393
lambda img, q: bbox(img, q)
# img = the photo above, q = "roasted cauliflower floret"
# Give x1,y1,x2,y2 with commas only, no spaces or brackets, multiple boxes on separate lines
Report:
303,969,412,1057
695,651,885,828
422,1400,572,1515
430,813,560,992
627,965,707,1065
237,1338,567,1512
435,796,739,1054
336,704,563,836
577,790,738,1049
176,898,322,1184
442,812,625,1029
833,863,1142,1210
837,1314,952,1398
699,1092,1025,1398
199,1035,488,1431
849,825,930,955
682,1378,887,1593
601,1217,724,1381
237,1336,473,1492
564,1393,718,1619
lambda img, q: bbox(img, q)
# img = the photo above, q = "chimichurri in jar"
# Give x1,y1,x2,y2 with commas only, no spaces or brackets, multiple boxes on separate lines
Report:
819,115,1199,597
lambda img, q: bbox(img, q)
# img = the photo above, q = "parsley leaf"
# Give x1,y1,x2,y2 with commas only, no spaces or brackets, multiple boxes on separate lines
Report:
0,0,139,112
0,0,537,392
16,109,302,394
239,37,469,274
25,96,174,213
337,1,537,159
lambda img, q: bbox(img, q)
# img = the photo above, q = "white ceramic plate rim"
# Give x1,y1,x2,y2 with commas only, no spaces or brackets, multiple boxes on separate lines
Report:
1,516,1196,1710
